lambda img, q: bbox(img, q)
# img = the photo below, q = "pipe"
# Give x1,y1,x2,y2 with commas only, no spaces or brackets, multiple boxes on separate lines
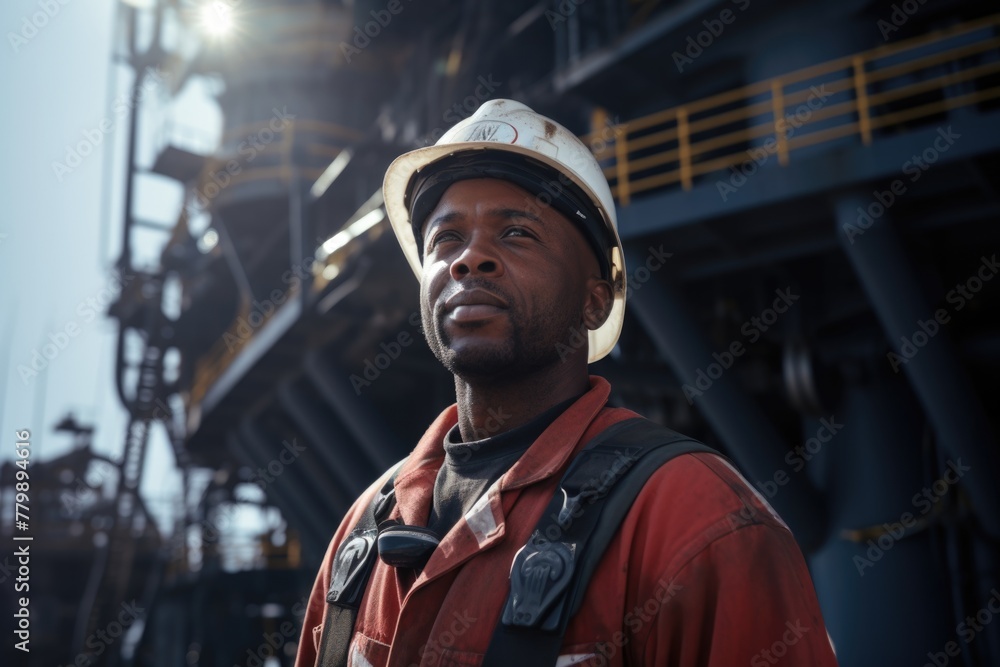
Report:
277,380,379,501
230,426,329,563
623,243,827,551
303,349,403,471
834,193,1000,538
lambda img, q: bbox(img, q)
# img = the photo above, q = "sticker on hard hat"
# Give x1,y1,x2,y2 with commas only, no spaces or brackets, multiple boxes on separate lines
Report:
530,137,558,158
460,121,518,144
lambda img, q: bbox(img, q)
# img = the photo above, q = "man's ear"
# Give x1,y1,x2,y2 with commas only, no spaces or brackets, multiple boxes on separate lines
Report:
582,277,614,331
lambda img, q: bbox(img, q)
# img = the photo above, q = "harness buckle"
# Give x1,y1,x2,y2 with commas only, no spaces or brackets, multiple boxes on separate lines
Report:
502,535,576,630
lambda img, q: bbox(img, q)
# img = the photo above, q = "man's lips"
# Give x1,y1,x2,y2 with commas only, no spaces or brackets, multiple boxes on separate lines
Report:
442,288,508,323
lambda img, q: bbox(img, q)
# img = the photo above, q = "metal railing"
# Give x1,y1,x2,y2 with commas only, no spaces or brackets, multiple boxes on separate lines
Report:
583,13,1000,204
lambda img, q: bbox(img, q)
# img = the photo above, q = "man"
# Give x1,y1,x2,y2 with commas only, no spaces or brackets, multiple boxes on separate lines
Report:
295,99,838,666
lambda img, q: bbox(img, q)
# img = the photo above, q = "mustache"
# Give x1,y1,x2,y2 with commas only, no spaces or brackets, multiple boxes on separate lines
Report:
437,277,513,310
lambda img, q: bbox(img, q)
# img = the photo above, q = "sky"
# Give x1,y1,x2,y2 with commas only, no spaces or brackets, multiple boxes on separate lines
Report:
0,0,214,535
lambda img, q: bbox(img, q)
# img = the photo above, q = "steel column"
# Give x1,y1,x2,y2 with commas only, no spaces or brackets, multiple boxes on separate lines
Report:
623,243,827,550
277,379,378,501
304,349,402,471
228,428,328,564
835,193,1000,538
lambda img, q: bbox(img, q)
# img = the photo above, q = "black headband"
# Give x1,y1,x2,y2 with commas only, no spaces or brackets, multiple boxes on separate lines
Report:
405,151,612,279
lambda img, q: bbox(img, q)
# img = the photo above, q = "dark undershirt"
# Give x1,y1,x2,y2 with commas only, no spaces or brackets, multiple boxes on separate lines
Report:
426,394,582,538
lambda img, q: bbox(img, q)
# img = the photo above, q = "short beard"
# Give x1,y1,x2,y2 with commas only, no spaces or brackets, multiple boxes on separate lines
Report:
438,328,519,380
422,286,579,384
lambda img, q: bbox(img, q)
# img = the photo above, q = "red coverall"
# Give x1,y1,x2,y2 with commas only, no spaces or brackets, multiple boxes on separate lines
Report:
296,376,839,667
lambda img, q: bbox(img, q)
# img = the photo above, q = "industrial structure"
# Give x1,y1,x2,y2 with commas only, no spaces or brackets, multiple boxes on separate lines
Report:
4,0,999,665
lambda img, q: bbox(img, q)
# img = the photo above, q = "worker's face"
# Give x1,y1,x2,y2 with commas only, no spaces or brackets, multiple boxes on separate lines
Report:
418,178,612,380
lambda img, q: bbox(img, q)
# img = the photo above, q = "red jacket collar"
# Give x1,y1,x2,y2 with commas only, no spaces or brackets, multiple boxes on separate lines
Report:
390,376,612,528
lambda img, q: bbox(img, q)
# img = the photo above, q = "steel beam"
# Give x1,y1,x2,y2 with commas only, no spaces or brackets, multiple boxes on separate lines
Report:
304,349,402,471
835,193,1000,538
229,427,329,562
623,243,827,550
554,0,728,92
238,416,343,535
277,379,378,501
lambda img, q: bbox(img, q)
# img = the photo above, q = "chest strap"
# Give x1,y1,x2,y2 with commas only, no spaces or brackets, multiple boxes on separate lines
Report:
317,459,407,667
481,417,717,667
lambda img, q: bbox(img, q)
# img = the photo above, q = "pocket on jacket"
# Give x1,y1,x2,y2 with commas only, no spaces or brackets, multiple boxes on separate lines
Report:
349,632,391,667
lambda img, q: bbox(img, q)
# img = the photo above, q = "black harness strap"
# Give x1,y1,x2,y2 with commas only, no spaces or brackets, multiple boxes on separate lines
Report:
481,417,718,667
317,460,407,667
316,418,719,667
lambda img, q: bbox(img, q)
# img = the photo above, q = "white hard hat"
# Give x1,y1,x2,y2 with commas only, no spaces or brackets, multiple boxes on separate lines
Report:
382,98,626,363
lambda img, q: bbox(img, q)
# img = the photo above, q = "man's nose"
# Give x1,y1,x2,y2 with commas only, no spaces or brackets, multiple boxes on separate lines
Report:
450,235,504,279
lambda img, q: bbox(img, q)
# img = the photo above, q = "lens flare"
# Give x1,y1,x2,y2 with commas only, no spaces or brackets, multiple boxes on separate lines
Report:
200,1,234,38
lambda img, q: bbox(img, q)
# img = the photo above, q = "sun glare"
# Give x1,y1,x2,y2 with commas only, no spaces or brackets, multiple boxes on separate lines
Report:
200,1,234,38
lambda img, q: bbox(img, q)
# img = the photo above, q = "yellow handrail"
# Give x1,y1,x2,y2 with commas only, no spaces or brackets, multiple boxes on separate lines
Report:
852,56,872,146
593,13,1000,203
770,80,789,166
614,124,632,205
677,108,692,191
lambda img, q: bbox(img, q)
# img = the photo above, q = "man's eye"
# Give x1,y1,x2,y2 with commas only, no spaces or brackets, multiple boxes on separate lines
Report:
503,227,534,238
429,231,460,248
